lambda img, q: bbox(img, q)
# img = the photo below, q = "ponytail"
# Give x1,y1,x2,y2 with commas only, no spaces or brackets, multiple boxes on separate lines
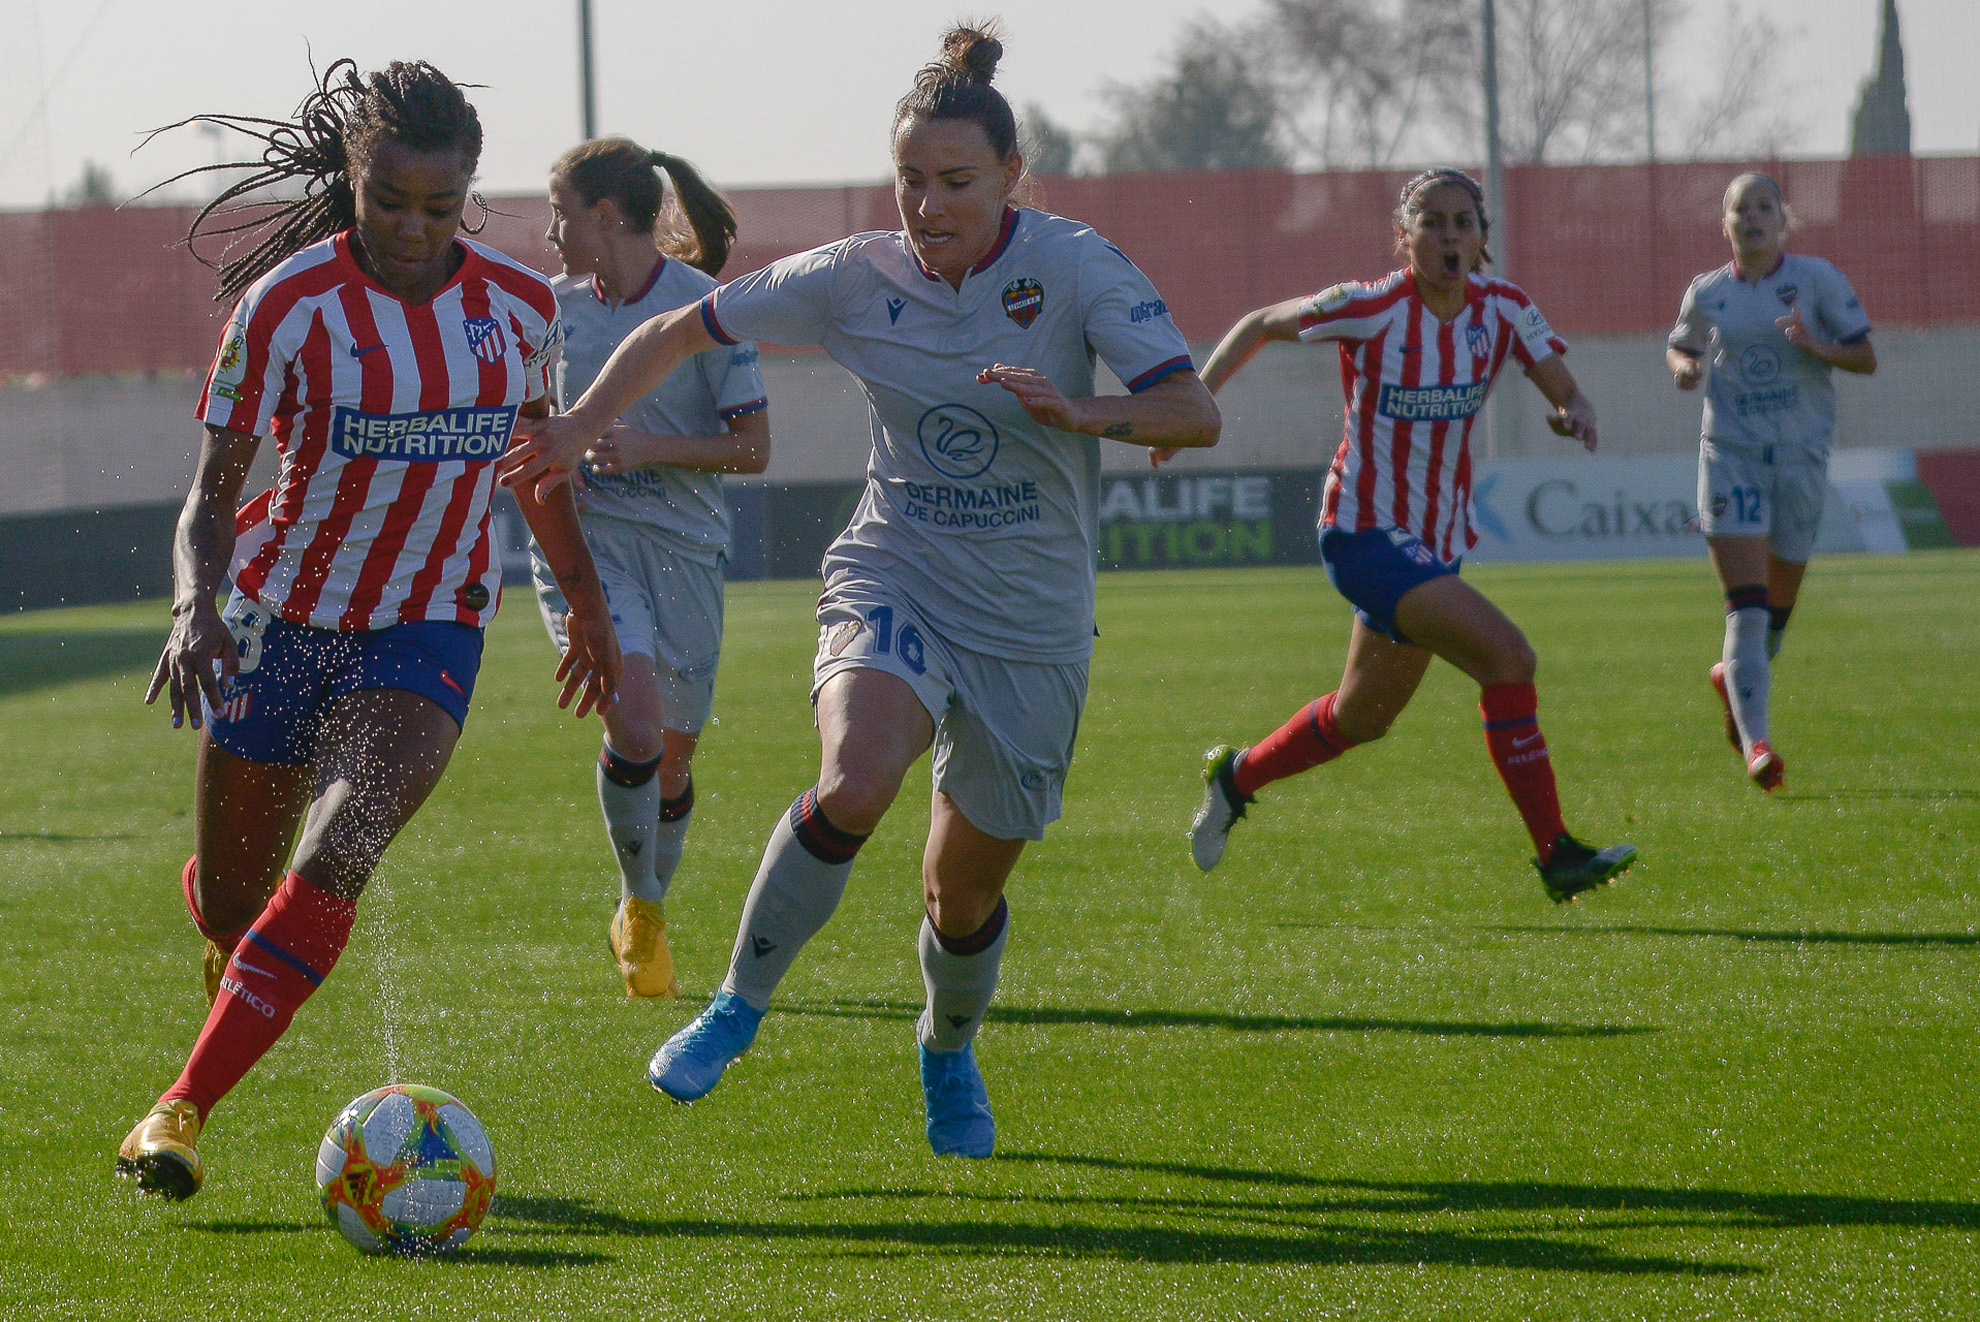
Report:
553,138,737,276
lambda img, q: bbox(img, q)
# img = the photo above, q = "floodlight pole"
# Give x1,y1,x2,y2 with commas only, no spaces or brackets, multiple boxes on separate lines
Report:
579,0,598,140
1643,0,1657,161
1482,0,1508,457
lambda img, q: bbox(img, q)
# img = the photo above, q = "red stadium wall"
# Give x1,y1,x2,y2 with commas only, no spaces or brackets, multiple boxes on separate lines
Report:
3,156,1978,379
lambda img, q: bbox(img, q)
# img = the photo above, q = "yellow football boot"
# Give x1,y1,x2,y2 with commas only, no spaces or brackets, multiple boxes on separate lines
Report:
608,896,679,998
116,1100,204,1200
202,941,226,1006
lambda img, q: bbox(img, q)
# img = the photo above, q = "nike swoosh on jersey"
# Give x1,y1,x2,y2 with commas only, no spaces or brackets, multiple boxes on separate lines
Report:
349,343,387,358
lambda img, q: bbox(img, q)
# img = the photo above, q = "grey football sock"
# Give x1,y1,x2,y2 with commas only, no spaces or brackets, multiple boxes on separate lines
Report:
1723,607,1772,755
917,899,1008,1053
720,790,865,1012
597,746,663,903
650,779,694,902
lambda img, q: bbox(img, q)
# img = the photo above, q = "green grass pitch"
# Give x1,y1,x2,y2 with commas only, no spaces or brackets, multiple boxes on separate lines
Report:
1,552,1975,1320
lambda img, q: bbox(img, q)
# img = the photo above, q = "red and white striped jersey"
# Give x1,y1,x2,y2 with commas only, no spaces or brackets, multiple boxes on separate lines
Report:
1297,269,1566,561
196,232,561,631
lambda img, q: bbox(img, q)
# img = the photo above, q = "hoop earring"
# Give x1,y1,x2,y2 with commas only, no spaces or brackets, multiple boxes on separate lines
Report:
464,192,489,235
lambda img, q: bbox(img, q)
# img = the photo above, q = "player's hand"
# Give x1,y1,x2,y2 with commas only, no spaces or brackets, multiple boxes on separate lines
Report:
554,594,621,720
582,422,653,478
145,598,237,730
1547,393,1599,451
1672,357,1703,391
1776,307,1818,352
978,363,1078,432
501,413,599,503
1148,446,1182,468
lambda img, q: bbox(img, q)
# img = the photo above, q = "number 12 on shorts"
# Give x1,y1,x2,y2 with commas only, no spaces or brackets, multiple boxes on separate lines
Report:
864,605,927,675
1728,486,1763,524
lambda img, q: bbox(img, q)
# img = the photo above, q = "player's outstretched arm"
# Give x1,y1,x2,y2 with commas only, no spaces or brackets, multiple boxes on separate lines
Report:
978,366,1220,453
501,301,719,500
146,425,260,730
585,407,772,477
1198,298,1307,395
1527,355,1599,451
511,443,622,719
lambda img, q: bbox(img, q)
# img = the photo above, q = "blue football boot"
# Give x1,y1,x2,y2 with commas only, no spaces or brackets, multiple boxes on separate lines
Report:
920,1043,995,1158
648,990,763,1102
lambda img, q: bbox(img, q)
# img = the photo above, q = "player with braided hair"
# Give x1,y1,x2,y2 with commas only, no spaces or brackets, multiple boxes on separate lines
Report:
1185,167,1637,901
117,60,619,1200
536,138,771,997
507,23,1219,1156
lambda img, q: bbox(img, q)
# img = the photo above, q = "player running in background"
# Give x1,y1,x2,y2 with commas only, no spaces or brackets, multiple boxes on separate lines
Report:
117,60,619,1200
1668,173,1876,791
505,25,1219,1156
1185,169,1635,902
539,139,770,997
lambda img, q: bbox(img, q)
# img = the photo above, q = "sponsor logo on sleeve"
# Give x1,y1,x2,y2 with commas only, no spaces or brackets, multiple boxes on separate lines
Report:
328,404,520,462
464,316,509,364
1312,284,1353,314
1518,304,1551,339
1002,278,1044,328
1128,297,1168,324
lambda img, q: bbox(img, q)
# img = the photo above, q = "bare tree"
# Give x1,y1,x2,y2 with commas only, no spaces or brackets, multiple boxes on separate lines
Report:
1488,0,1683,162
1098,20,1288,173
1261,0,1472,169
1680,14,1804,159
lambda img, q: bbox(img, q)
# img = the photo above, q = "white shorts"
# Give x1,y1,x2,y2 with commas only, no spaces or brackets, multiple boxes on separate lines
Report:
1698,439,1828,563
532,517,724,734
812,584,1087,842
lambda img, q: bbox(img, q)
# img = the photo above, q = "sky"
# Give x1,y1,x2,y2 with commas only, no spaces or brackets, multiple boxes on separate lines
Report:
1,0,1976,209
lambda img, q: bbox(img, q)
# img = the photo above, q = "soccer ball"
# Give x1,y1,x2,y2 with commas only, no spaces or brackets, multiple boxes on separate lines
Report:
315,1084,497,1255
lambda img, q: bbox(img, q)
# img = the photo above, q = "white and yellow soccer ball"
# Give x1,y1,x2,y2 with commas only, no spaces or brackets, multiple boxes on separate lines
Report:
315,1084,497,1255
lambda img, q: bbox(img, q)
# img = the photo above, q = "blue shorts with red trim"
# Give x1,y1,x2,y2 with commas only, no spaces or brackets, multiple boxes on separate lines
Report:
1320,525,1460,645
202,594,483,766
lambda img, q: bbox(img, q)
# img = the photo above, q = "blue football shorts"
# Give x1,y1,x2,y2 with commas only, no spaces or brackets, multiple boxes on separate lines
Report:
202,592,484,766
1319,524,1461,645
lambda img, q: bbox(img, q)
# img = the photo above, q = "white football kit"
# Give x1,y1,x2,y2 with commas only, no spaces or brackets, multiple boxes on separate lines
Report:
701,206,1192,837
532,257,768,732
1669,254,1872,559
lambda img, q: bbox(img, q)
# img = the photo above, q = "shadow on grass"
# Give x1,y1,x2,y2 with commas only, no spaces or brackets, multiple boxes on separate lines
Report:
775,998,1649,1039
0,829,140,843
193,1216,608,1267
0,627,165,699
488,1193,1738,1275
1483,924,1980,949
989,1154,1980,1232
1774,789,1978,803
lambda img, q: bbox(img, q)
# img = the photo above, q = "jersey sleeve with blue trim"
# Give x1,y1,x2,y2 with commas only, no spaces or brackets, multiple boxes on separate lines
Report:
1076,238,1192,392
700,241,847,348
1810,259,1872,344
1669,274,1712,354
699,342,768,421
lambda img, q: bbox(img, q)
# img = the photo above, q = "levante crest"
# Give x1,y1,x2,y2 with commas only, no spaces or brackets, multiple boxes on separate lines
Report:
1002,278,1043,329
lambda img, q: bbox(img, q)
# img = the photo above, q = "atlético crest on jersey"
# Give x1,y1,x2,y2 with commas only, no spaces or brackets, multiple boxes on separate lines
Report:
464,316,508,364
1465,322,1491,358
1002,278,1044,329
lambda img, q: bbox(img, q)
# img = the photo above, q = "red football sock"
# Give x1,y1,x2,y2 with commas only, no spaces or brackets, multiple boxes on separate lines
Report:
181,855,248,953
1233,692,1355,797
162,871,356,1120
1479,682,1568,862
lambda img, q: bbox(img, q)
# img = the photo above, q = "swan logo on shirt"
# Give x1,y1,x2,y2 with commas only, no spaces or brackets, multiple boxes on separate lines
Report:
1002,278,1044,329
1739,344,1782,384
917,404,1001,479
464,316,508,364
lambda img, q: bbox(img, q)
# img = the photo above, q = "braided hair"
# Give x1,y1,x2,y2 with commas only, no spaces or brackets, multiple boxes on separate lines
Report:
893,23,1018,160
156,59,484,302
1394,167,1494,270
552,138,738,277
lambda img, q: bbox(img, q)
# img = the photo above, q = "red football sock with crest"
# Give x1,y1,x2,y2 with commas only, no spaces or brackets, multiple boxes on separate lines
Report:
1480,682,1568,861
1233,692,1356,796
162,871,357,1120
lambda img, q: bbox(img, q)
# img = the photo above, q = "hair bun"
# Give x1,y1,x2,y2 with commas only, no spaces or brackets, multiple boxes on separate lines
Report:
940,24,1003,83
